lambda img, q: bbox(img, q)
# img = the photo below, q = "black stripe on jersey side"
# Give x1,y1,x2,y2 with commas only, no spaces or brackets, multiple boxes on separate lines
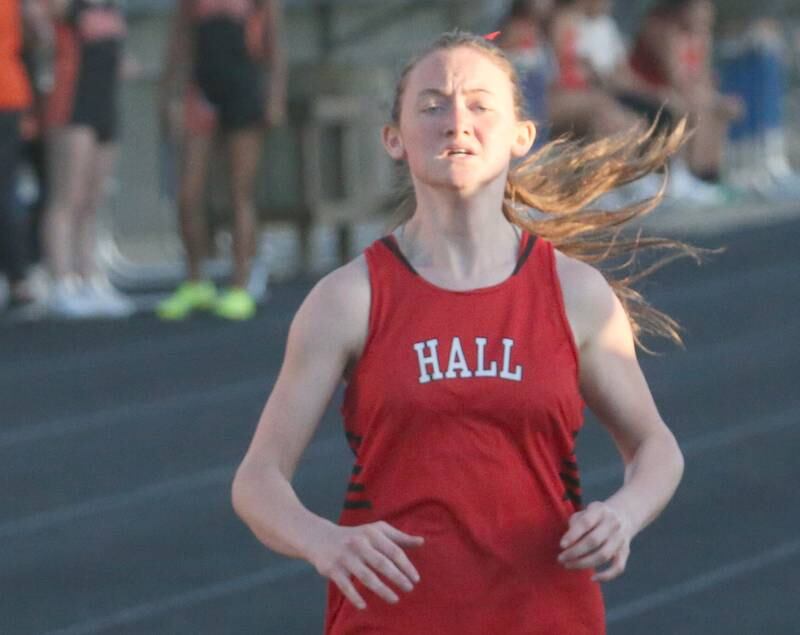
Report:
345,431,362,445
559,472,581,489
512,234,537,275
351,464,363,476
347,483,366,493
561,459,579,472
563,490,583,507
343,500,373,510
381,236,418,275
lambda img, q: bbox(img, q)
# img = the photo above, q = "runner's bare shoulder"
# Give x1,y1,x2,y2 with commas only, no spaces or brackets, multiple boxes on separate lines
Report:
293,255,371,365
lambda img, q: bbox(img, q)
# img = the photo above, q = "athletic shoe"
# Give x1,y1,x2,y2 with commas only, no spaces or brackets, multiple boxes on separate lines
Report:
667,162,726,207
48,279,97,319
83,276,136,318
214,287,256,321
156,281,217,320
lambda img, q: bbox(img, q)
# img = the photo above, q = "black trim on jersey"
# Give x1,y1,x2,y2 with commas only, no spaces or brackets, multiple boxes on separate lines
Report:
561,459,579,471
512,233,536,275
351,464,363,475
343,500,373,510
382,233,537,277
559,472,581,489
563,490,583,507
381,236,418,275
347,483,366,492
345,431,362,445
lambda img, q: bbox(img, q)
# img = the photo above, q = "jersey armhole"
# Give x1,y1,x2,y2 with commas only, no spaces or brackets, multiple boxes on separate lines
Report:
545,241,582,386
348,246,381,379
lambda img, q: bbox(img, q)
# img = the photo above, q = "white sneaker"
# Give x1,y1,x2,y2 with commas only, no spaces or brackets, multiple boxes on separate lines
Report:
48,279,97,319
667,163,726,207
83,276,136,318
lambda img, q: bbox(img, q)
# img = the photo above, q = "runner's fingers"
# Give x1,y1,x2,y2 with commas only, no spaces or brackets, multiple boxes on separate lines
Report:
560,506,603,548
592,545,630,582
362,545,414,592
331,571,367,611
346,558,400,604
562,533,626,571
372,533,420,585
559,521,615,563
378,522,425,547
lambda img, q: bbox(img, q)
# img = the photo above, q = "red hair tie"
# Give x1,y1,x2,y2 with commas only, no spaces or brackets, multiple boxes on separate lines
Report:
483,31,501,41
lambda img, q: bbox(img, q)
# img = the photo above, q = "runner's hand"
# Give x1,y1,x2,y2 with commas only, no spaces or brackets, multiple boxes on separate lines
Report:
558,501,633,582
309,521,424,610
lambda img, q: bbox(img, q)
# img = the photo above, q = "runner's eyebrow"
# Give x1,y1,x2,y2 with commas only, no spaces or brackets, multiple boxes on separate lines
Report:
417,88,495,99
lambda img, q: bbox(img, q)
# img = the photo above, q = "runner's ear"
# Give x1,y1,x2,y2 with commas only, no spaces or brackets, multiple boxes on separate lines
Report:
382,124,406,161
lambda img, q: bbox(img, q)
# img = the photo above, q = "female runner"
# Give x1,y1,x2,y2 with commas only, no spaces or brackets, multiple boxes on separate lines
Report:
232,30,690,634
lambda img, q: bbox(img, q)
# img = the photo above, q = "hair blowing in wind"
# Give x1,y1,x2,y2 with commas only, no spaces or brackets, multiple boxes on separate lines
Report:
389,30,709,348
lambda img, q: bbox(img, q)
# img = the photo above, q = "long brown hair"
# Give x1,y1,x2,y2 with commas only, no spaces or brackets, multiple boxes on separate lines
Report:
388,30,707,348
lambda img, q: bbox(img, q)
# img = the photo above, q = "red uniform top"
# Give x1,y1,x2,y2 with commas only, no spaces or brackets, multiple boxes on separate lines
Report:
0,0,32,110
555,23,589,90
325,233,605,634
629,12,706,89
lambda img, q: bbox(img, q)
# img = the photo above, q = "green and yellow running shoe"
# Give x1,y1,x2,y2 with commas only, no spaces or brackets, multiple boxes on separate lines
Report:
156,281,217,320
214,287,257,321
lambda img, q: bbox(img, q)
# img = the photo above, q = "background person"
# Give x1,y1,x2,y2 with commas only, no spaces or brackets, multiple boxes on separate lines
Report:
628,0,744,188
232,30,688,634
547,0,643,140
0,0,48,311
156,0,287,321
497,0,558,150
41,0,134,318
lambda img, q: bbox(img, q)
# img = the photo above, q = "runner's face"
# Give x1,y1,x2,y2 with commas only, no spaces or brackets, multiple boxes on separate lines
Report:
384,47,533,197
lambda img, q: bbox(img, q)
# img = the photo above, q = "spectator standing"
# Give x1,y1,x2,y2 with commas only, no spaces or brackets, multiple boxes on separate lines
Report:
0,0,41,310
156,0,287,321
497,0,557,150
41,0,134,318
628,0,743,187
547,0,642,140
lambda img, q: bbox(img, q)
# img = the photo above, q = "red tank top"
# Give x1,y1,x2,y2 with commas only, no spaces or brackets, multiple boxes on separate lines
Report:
556,23,589,90
325,233,605,634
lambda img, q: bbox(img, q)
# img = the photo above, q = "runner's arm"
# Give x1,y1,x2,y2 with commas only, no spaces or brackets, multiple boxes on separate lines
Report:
557,254,684,580
231,258,370,560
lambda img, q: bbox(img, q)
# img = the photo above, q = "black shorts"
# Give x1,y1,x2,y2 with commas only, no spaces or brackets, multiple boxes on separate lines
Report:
193,57,264,132
49,40,120,143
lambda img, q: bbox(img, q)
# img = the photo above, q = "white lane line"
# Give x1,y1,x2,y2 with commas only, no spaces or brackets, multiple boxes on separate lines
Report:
27,404,800,634
0,377,267,449
606,537,800,623
0,466,231,539
43,527,800,635
581,401,800,485
2,401,797,542
5,316,795,451
43,560,312,635
0,436,347,539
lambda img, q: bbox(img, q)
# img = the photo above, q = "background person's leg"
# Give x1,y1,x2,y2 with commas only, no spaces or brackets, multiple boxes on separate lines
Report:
225,127,262,289
178,132,215,282
76,141,116,280
0,110,32,305
42,126,96,282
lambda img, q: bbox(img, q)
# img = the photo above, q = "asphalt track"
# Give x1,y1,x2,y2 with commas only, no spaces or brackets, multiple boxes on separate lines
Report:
1,209,799,634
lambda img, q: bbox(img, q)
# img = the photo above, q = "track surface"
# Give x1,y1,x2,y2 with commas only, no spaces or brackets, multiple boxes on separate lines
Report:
1,214,799,634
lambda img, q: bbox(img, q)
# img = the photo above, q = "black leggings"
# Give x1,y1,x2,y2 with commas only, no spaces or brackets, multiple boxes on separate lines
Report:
0,110,28,284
